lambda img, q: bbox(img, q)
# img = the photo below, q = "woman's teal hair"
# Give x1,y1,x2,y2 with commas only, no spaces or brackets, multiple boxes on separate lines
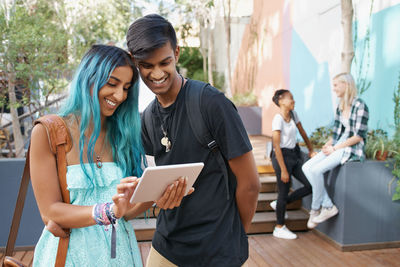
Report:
59,44,145,180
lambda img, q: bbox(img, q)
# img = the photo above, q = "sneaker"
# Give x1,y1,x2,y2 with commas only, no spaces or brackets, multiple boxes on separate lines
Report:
307,209,320,229
273,225,297,239
270,200,277,210
312,205,338,224
269,200,288,219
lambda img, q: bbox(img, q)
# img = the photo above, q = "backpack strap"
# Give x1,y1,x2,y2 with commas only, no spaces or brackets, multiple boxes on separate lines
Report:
185,80,230,200
34,114,72,267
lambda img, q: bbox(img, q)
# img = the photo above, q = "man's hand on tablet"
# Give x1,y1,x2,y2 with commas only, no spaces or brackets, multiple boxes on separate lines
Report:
156,176,195,210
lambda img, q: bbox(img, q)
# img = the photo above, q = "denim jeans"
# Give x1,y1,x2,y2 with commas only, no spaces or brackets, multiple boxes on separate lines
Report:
302,148,344,210
271,147,312,225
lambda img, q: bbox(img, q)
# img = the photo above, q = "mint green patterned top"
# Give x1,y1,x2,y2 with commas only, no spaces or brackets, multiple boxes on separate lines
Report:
33,162,143,267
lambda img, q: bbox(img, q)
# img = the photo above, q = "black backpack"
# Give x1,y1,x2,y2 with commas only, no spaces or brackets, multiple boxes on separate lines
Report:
142,79,230,199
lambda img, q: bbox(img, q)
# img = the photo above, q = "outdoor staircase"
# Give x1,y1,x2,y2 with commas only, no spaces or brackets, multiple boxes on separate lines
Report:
131,163,309,241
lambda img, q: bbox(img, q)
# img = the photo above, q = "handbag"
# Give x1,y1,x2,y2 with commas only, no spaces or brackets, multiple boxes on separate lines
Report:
3,115,72,267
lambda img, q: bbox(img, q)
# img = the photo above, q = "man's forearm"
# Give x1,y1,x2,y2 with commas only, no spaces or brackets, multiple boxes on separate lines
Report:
236,183,259,232
229,151,260,232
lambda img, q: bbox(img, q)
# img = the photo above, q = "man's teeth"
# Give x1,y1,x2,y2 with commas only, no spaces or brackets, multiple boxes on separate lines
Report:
153,78,167,84
105,99,116,106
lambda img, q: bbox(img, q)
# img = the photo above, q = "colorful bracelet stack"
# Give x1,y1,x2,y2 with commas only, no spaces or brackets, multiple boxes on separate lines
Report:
92,202,119,258
92,202,118,226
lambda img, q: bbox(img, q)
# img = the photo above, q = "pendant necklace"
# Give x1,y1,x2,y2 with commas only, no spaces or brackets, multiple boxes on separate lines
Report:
156,75,184,153
94,135,106,168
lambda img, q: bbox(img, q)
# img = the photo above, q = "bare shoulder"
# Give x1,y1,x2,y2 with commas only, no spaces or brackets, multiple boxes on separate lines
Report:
31,123,48,142
30,123,52,154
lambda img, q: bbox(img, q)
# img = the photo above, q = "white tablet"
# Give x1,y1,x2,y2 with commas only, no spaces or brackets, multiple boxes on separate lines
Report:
130,162,204,203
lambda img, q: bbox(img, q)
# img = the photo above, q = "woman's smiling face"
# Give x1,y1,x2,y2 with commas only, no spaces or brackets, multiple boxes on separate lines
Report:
333,79,347,98
98,65,133,119
279,92,295,111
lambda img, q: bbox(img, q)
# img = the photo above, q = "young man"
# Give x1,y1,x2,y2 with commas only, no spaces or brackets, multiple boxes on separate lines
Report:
126,14,260,267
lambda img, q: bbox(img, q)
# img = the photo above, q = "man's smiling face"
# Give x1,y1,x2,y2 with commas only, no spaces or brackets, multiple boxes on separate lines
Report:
135,41,180,96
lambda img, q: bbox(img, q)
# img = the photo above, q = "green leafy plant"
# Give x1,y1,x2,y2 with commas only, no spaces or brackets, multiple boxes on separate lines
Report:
365,129,393,160
389,153,400,201
178,47,204,79
388,72,400,201
353,0,374,96
394,71,400,130
309,126,333,148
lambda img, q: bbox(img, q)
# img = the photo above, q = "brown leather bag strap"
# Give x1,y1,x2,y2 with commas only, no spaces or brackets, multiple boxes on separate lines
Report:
3,114,72,267
34,115,72,204
54,145,69,267
34,115,72,267
4,148,31,259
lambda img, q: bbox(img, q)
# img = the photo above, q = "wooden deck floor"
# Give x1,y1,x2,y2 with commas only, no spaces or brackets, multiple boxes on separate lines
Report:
4,232,399,267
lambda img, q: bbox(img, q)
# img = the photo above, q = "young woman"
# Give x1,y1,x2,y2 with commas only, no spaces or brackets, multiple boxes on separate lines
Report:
270,89,315,239
30,45,188,266
302,73,369,229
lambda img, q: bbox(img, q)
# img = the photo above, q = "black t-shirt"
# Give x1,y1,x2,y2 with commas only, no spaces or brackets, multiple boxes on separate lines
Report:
141,79,252,267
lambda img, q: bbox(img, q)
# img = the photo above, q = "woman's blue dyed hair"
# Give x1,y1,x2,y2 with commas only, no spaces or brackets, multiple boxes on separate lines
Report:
59,44,145,180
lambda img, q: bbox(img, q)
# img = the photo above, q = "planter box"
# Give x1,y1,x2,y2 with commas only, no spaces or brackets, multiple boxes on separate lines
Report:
293,160,400,251
0,158,43,250
237,106,262,135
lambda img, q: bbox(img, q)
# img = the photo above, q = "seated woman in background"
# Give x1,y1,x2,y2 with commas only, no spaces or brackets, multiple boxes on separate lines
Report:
302,73,369,229
270,89,316,239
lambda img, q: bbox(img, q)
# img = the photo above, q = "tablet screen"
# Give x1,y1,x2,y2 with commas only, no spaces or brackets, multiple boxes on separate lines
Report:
130,162,204,203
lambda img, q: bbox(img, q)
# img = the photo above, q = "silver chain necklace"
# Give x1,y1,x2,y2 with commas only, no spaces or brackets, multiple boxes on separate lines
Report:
155,75,184,153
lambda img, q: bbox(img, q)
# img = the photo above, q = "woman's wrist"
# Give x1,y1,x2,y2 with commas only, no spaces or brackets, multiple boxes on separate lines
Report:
92,202,118,226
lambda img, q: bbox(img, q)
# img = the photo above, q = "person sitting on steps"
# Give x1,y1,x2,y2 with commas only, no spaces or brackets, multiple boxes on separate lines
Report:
270,89,316,239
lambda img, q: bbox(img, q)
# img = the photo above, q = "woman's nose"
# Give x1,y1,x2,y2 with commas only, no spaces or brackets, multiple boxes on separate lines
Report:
113,86,125,101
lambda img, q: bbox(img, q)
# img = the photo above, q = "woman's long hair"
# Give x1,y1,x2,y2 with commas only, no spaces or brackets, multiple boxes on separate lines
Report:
59,45,145,180
333,73,357,111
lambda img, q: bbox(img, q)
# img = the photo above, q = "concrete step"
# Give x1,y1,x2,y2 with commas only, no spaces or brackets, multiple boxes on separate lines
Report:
259,174,277,193
257,164,275,174
132,209,309,241
131,218,157,241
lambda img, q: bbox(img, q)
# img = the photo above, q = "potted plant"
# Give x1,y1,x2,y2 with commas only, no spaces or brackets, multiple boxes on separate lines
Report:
309,126,333,149
365,129,394,161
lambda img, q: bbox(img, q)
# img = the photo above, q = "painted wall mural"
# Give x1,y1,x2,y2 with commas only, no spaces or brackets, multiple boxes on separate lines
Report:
232,0,400,137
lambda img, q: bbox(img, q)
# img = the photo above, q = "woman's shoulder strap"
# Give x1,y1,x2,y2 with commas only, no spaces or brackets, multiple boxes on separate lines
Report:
34,114,72,154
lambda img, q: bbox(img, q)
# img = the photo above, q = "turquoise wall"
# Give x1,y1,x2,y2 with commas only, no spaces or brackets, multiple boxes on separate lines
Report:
289,30,333,135
353,4,400,135
290,4,400,137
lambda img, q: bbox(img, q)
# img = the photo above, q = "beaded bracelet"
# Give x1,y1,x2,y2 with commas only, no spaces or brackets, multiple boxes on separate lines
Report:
92,202,119,258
